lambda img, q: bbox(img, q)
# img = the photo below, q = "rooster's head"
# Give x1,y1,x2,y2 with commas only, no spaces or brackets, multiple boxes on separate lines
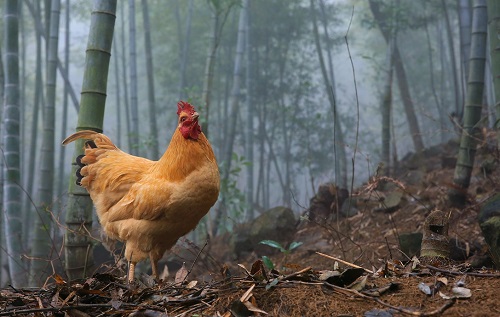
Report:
177,101,201,140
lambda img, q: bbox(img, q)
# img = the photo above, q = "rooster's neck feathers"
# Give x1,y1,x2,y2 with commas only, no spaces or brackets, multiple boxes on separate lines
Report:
154,128,215,182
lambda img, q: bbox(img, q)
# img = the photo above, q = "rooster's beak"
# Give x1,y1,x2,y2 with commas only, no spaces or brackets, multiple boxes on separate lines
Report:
192,112,199,120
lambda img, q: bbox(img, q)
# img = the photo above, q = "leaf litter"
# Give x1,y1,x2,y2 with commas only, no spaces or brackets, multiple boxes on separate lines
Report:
2,138,500,315
1,255,498,316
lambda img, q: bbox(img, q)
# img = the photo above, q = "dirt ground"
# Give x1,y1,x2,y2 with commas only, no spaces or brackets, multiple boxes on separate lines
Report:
1,138,500,316
1,261,498,316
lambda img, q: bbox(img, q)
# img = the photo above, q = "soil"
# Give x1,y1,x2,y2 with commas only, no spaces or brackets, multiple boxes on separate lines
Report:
1,138,500,316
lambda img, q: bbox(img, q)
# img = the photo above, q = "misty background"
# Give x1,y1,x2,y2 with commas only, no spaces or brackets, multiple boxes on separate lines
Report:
2,0,492,286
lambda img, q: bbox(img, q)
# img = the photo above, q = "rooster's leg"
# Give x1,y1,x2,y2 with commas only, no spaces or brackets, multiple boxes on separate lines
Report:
127,261,136,283
150,254,159,281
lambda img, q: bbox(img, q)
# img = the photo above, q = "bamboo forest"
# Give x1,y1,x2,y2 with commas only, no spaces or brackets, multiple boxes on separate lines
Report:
1,0,500,315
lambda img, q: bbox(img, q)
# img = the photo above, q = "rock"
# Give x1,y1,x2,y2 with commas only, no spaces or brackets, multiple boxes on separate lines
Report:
231,206,296,258
479,154,497,175
479,193,500,224
441,156,456,169
449,238,469,261
339,199,359,218
466,253,494,268
294,227,330,252
306,183,349,222
399,232,423,258
403,170,424,186
374,190,403,213
479,216,500,268
478,195,500,268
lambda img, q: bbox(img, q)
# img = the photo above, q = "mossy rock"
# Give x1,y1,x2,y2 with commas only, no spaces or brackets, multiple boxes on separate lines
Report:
231,206,296,258
479,193,500,224
399,232,423,258
479,216,500,268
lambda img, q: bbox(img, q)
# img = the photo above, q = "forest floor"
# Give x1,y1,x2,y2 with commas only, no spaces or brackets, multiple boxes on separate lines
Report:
1,136,500,316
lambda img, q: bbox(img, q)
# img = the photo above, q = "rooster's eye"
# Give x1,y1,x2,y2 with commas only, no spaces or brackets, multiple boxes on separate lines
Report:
180,117,187,122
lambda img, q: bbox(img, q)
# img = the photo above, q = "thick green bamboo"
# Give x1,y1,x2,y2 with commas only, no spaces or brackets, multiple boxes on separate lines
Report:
141,0,159,159
56,0,71,214
244,0,254,221
381,39,394,174
449,0,487,206
2,0,27,287
64,0,117,280
458,0,472,86
119,3,131,151
487,0,500,146
22,0,43,248
128,0,139,155
30,0,61,286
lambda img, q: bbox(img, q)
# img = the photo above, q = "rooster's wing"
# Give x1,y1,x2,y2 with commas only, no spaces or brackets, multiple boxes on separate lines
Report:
63,130,154,217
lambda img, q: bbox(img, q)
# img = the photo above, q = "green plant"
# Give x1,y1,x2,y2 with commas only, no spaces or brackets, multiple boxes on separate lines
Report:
259,240,303,254
261,255,275,270
259,240,303,271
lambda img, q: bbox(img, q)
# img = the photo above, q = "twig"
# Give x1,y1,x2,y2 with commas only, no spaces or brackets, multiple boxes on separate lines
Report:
425,264,500,277
344,6,360,218
385,236,393,259
324,281,456,316
0,303,139,316
316,252,373,273
183,239,209,283
84,243,91,278
281,266,313,281
174,304,205,317
240,284,255,302
308,218,364,261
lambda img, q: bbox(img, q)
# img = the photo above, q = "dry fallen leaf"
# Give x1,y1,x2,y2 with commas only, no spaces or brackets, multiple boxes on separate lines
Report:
361,282,399,297
439,287,472,299
175,262,188,284
348,275,368,291
244,299,268,315
186,280,198,289
317,270,341,281
53,274,67,285
109,288,123,310
237,263,252,276
240,284,255,302
159,264,169,281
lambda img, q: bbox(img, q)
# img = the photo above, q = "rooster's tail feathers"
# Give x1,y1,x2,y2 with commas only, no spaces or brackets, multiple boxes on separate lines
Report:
62,130,99,145
62,130,117,150
75,154,85,186
63,130,118,187
85,140,97,149
76,154,85,167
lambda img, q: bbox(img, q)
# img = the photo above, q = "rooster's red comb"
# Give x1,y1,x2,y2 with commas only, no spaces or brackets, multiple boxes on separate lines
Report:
177,101,196,116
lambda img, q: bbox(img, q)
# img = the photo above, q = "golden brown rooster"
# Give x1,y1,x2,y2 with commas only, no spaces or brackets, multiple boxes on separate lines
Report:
63,101,220,282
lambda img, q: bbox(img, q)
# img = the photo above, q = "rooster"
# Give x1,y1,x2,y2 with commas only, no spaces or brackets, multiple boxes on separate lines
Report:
63,101,220,282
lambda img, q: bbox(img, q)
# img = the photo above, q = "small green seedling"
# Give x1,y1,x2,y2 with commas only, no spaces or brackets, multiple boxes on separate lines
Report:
259,240,303,271
259,240,303,290
262,255,275,270
259,240,303,254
